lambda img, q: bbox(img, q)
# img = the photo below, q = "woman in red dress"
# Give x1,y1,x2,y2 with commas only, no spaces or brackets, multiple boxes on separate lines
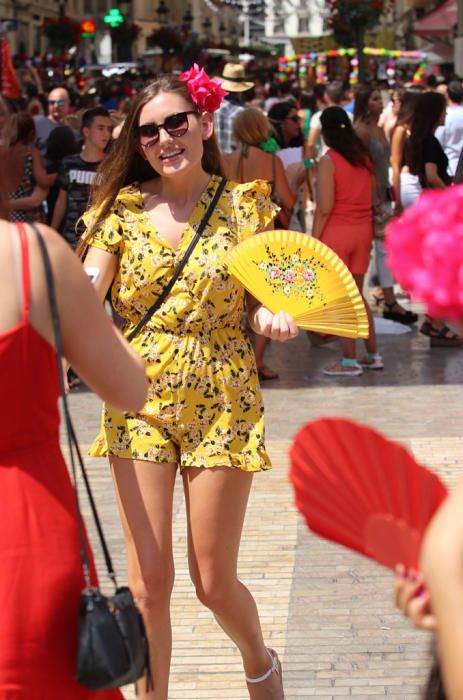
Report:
0,148,147,699
312,106,382,377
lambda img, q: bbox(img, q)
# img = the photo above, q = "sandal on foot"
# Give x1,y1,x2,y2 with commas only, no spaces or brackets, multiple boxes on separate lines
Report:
358,353,384,370
420,322,462,347
383,302,418,325
257,366,279,381
419,319,433,336
429,326,463,348
246,648,286,699
323,360,363,377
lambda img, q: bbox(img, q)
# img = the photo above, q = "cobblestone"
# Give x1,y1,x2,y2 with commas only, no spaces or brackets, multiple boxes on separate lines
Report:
67,314,463,699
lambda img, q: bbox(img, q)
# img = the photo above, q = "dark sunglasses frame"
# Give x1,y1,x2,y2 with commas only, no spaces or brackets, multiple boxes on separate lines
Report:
48,99,66,106
135,111,198,147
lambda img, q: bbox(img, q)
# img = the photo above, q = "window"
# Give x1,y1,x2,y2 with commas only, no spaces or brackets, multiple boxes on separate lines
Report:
274,16,285,33
298,15,309,32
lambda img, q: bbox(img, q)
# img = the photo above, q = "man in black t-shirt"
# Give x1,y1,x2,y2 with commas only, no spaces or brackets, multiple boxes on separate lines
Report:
52,107,112,248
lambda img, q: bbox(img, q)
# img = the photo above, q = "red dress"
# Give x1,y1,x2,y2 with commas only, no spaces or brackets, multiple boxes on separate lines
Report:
320,149,373,275
0,224,123,700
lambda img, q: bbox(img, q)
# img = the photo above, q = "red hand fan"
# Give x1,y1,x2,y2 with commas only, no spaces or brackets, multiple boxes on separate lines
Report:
289,418,448,570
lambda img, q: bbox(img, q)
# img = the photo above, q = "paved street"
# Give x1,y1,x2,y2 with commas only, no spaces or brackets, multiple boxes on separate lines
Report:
67,303,463,700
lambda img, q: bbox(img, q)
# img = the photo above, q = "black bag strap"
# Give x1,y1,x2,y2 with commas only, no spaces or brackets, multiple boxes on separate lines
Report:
127,177,227,342
30,223,118,590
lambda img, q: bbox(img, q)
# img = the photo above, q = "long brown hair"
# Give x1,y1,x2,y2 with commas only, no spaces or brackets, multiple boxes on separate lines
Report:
83,74,225,245
353,83,378,124
321,106,372,170
0,144,26,219
406,91,447,187
4,112,36,146
423,643,446,700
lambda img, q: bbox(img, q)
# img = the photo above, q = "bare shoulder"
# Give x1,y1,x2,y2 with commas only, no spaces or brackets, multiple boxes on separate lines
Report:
30,223,74,257
354,120,370,139
27,223,85,281
319,153,334,169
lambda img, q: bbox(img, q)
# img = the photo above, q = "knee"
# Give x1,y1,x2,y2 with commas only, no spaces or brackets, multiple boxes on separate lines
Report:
193,572,234,614
131,562,175,611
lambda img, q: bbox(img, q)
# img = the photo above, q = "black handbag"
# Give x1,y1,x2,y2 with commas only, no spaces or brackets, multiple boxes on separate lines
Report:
31,223,153,692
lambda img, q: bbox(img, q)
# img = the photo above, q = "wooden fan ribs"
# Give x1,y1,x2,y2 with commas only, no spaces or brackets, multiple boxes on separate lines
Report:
224,230,369,338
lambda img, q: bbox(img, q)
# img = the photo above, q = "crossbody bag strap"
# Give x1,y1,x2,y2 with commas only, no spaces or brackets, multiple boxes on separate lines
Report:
127,177,227,343
30,223,118,590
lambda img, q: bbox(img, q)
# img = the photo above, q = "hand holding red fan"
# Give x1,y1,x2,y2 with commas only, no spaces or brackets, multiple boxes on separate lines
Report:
289,418,448,570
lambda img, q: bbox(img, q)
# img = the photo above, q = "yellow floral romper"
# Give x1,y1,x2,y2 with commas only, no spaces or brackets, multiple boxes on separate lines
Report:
83,175,277,471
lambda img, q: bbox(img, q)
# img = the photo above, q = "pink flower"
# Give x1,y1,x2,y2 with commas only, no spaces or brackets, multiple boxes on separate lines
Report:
284,269,295,283
303,268,315,282
270,266,281,279
386,186,463,321
179,63,228,113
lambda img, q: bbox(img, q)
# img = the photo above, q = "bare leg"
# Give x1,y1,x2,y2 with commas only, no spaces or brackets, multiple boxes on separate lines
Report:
110,457,177,700
354,273,377,355
339,274,376,358
253,334,278,380
183,466,284,699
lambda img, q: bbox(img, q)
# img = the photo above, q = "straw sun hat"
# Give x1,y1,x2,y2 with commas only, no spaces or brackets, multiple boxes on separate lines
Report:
220,63,255,92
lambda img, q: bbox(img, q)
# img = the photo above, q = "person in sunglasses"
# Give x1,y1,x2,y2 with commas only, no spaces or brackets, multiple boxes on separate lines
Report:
34,87,75,157
78,68,296,699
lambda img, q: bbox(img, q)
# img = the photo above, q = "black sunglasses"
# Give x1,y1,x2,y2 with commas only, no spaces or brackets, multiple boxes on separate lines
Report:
136,111,197,147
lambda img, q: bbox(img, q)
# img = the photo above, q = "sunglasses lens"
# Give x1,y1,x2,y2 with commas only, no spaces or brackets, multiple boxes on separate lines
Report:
165,112,189,137
138,123,160,145
137,112,192,147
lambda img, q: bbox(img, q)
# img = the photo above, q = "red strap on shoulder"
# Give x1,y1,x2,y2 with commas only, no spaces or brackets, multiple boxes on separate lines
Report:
15,222,31,322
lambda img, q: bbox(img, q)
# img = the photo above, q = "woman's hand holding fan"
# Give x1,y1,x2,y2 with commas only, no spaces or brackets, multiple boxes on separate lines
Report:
248,305,298,342
394,565,436,631
224,230,369,339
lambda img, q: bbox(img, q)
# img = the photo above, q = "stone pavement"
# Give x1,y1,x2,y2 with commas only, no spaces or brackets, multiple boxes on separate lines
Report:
67,308,463,700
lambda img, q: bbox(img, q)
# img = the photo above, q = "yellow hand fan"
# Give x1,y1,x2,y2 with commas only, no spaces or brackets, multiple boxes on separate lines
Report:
224,230,369,339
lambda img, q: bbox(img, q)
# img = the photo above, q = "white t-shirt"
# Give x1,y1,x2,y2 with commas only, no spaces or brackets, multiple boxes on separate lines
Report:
435,105,463,177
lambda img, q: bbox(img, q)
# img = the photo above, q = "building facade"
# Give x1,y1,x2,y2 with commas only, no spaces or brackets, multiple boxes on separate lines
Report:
0,0,227,59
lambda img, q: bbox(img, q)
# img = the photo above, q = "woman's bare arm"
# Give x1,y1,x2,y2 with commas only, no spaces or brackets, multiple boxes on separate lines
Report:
425,162,447,189
391,126,406,213
274,156,296,211
420,480,463,700
8,185,48,211
31,148,56,188
29,226,147,412
312,155,334,238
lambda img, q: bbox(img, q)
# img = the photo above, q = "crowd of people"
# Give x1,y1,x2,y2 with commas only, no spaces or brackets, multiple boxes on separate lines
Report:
4,62,463,374
1,58,463,700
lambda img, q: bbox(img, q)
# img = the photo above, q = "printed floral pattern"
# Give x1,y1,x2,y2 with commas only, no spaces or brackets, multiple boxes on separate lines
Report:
82,176,277,471
254,245,328,303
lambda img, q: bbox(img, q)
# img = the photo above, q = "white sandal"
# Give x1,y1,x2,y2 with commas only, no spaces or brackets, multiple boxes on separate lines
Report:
245,648,286,699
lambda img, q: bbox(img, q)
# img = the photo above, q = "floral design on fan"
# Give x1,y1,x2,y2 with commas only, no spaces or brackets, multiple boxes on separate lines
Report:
254,246,327,301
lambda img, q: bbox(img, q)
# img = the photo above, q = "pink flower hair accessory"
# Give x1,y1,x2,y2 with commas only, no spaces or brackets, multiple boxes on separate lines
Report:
179,63,228,113
385,185,463,321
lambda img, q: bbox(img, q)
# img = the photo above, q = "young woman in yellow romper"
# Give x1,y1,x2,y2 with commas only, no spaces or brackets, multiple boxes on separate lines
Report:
80,70,297,700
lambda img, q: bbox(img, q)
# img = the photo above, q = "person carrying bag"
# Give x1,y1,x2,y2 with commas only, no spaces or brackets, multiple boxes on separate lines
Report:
32,222,152,693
